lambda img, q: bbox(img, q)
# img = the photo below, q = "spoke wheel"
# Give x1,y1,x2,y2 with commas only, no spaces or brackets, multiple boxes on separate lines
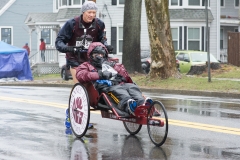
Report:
69,83,90,138
123,121,142,135
147,101,168,146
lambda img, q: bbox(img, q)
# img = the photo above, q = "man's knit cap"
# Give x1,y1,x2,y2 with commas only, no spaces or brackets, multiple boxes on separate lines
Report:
81,1,98,13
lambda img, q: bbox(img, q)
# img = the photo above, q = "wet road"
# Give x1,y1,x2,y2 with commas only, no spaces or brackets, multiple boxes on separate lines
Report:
0,86,240,160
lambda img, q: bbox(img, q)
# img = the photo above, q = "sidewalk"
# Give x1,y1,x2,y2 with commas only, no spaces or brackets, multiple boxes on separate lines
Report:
1,78,240,99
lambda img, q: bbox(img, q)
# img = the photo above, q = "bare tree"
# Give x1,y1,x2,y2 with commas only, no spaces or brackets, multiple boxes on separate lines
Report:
145,0,180,79
122,0,142,73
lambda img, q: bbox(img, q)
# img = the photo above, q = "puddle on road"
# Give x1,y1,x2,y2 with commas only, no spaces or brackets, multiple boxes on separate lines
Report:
153,98,240,119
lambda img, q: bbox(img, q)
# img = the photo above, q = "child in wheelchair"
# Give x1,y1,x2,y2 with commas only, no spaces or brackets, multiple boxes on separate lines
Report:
76,42,153,116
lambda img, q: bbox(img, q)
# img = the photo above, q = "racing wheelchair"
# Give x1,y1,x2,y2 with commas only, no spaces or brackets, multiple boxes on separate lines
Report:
67,33,168,146
68,81,168,146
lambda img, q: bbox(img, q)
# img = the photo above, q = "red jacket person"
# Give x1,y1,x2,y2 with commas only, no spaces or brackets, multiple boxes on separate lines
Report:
76,42,152,116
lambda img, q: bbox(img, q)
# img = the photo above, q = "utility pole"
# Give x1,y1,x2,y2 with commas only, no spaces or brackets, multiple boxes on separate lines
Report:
205,0,211,82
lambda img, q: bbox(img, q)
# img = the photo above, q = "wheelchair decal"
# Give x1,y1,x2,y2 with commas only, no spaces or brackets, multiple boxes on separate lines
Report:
70,85,89,135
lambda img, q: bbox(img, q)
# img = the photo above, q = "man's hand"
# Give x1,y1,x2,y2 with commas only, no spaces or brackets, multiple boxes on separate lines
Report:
98,70,112,80
65,46,74,53
106,45,114,53
65,46,84,54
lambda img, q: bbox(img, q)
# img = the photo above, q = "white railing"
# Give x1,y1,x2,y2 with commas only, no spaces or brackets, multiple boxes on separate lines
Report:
220,48,227,63
28,49,60,65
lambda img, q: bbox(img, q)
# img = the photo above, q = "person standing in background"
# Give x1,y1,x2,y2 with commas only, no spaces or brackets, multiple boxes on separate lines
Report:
40,38,46,62
23,43,30,56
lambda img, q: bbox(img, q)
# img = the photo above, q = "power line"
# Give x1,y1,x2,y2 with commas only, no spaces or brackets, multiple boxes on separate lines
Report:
13,3,52,7
5,10,27,16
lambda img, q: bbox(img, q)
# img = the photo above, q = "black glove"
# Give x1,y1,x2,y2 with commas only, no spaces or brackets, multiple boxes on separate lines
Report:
98,70,112,80
103,60,116,67
106,45,114,53
65,46,74,53
65,46,84,54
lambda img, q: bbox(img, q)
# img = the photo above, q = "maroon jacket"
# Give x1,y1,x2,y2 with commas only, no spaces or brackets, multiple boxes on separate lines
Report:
76,42,131,83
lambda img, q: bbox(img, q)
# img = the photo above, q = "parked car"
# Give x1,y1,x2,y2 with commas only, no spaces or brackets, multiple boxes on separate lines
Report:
141,50,151,74
175,50,219,73
141,50,180,74
61,64,72,81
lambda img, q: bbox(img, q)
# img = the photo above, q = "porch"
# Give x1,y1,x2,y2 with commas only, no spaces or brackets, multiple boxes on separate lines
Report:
29,48,61,76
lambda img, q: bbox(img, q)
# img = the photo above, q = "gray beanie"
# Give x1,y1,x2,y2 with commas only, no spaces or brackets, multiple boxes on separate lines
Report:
81,1,98,13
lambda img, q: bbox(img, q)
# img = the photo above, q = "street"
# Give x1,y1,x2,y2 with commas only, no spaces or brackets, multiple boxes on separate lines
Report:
0,86,239,160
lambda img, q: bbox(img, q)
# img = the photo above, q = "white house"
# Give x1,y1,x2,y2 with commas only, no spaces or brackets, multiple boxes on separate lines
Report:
1,0,240,68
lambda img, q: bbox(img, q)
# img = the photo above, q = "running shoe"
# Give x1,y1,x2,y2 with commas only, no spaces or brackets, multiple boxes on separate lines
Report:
65,109,71,128
144,97,153,105
126,99,137,116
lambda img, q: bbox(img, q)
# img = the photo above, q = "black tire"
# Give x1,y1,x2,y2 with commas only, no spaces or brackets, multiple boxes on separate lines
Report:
69,83,90,138
147,101,168,146
62,69,69,81
123,121,142,135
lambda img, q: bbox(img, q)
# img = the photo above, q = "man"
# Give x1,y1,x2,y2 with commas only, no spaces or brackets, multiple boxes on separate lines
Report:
55,1,112,84
76,42,153,115
23,43,30,56
55,1,112,129
39,38,46,62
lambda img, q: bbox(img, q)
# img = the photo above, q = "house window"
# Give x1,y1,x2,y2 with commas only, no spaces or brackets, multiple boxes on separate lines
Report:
171,28,178,50
62,0,67,6
41,29,51,44
188,28,200,50
56,0,58,9
73,0,80,5
221,0,224,7
119,0,125,5
59,0,82,6
220,29,223,49
171,0,179,6
1,28,12,45
234,28,238,32
112,0,124,5
235,0,239,7
189,0,200,6
118,26,123,53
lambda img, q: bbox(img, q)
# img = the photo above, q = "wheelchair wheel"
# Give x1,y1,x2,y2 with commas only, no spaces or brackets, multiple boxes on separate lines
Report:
69,83,90,138
147,101,168,146
123,122,142,135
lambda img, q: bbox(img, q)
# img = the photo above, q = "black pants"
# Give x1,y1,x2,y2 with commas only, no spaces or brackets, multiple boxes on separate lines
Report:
105,83,145,111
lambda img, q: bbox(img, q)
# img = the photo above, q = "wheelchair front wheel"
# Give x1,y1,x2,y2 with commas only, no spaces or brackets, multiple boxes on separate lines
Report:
69,83,90,138
123,122,142,135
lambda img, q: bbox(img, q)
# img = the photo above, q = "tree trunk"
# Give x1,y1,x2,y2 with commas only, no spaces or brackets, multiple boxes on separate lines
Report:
145,0,180,79
122,0,142,73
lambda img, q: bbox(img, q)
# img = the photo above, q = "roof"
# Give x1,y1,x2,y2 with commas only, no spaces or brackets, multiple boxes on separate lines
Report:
25,13,58,23
25,8,214,25
56,8,80,20
25,8,80,24
0,0,14,16
169,9,214,21
0,0,10,10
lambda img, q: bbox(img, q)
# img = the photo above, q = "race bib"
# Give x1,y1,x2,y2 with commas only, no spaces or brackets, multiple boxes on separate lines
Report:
76,35,93,49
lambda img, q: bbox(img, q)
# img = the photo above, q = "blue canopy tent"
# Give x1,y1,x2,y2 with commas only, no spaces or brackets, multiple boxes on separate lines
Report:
0,41,33,81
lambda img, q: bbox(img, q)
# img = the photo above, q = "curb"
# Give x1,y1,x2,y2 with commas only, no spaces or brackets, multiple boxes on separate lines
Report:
1,82,240,99
140,88,240,99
